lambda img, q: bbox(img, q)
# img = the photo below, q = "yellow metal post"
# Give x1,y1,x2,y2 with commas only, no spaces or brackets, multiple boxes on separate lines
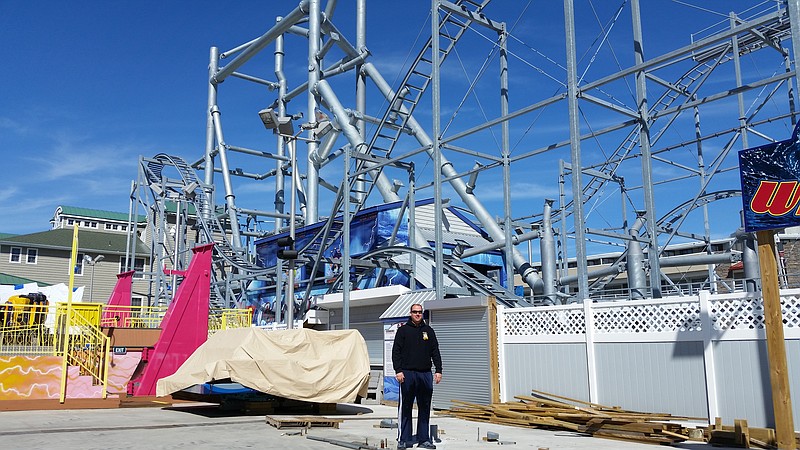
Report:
59,224,79,403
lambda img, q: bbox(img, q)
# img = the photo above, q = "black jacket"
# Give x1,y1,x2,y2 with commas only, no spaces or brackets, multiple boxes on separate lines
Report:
392,318,443,374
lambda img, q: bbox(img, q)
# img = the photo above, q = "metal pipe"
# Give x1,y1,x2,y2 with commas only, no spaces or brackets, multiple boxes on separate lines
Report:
460,230,540,258
432,0,444,298
274,21,286,323
324,0,338,19
500,22,514,293
742,231,760,292
560,264,624,286
730,12,750,150
210,106,242,247
540,199,557,304
626,212,647,299
236,207,291,220
306,0,321,224
286,138,298,329
212,1,309,83
204,47,219,223
658,252,735,267
564,0,589,300
311,128,341,167
632,0,662,297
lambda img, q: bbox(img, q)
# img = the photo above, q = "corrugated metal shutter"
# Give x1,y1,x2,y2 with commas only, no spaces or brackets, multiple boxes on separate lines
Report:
431,307,490,409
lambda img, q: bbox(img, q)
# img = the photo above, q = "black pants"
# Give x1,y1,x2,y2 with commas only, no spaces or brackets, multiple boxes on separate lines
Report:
397,370,433,444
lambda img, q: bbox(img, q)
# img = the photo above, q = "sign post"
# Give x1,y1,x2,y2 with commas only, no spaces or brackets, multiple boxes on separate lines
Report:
756,230,795,448
739,126,799,448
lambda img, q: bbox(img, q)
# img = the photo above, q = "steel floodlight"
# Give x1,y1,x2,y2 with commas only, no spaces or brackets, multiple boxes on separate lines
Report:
258,107,295,135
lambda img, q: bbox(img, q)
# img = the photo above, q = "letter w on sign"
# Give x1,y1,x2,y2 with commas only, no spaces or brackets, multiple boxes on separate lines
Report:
750,181,800,216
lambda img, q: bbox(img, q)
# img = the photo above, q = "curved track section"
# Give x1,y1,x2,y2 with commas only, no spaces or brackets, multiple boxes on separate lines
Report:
324,245,523,307
142,153,275,307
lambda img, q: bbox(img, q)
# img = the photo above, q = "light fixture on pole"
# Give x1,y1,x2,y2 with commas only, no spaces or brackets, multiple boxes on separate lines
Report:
258,107,296,135
259,107,300,329
83,254,105,303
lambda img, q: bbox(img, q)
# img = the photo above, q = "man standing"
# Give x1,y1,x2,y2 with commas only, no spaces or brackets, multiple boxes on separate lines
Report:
392,303,443,449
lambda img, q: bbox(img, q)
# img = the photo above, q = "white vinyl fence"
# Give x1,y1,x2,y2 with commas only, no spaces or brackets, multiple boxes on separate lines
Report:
497,289,800,429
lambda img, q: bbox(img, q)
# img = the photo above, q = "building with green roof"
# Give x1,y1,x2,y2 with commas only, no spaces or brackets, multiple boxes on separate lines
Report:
0,228,150,304
51,205,147,234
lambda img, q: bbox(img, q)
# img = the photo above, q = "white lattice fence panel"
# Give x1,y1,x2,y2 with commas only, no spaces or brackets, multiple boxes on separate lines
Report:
503,307,585,336
593,300,702,333
711,292,800,331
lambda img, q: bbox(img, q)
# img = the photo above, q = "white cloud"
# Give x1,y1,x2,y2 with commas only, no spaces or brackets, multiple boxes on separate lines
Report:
0,117,28,134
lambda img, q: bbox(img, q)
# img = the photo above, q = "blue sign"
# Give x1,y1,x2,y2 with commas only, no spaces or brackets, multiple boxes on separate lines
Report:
739,122,800,232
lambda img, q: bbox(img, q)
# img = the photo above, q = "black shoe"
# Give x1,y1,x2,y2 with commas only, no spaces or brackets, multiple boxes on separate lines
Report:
397,442,408,449
417,442,437,449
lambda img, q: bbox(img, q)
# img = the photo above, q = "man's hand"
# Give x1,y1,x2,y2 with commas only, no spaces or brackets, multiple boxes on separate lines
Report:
434,373,442,384
396,372,405,383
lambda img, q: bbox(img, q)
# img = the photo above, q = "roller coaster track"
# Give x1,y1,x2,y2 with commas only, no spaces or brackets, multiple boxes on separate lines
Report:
323,245,522,307
585,190,742,294
555,8,790,233
141,153,274,307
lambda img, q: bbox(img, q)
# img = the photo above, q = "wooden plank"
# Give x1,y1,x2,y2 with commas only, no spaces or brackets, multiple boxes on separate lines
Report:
530,389,624,412
515,395,612,417
264,415,343,429
488,296,500,404
756,230,796,449
734,419,751,448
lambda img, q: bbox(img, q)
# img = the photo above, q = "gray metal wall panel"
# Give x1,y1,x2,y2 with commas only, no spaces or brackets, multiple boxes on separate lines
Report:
594,341,707,418
328,304,389,325
431,307,490,409
713,339,800,428
503,343,589,402
329,304,391,365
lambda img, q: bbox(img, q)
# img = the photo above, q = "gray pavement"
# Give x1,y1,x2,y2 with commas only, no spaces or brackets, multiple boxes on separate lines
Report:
0,402,744,450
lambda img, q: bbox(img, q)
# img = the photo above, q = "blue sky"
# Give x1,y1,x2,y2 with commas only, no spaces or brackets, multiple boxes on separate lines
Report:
1,1,790,258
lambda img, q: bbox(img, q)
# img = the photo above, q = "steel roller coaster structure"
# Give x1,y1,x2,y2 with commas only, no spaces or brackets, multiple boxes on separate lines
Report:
126,0,800,321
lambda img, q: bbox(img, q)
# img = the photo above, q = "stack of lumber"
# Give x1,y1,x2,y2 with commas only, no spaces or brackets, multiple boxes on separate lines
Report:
441,389,705,446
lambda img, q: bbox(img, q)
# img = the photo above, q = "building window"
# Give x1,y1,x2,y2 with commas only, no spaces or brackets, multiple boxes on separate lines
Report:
10,247,22,263
120,257,146,279
74,253,85,276
67,219,75,226
26,248,38,264
105,223,113,230
121,225,127,231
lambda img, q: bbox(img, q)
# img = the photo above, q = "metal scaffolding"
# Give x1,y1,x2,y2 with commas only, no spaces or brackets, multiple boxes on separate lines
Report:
129,0,800,316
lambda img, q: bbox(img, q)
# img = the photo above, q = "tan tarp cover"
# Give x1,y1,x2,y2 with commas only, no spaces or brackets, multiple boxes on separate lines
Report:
156,327,371,403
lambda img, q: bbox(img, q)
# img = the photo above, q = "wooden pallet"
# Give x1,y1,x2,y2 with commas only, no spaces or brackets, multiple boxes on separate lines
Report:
265,415,343,429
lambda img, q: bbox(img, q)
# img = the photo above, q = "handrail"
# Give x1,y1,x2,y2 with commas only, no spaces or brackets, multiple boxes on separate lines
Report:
53,306,110,399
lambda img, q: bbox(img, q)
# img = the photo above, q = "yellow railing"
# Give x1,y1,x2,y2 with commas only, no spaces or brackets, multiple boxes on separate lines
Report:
208,308,253,336
0,303,55,355
53,306,110,398
100,305,169,328
1,303,253,354
0,323,55,355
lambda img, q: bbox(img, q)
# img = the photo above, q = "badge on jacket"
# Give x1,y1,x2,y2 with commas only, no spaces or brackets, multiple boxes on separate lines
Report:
422,331,429,340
